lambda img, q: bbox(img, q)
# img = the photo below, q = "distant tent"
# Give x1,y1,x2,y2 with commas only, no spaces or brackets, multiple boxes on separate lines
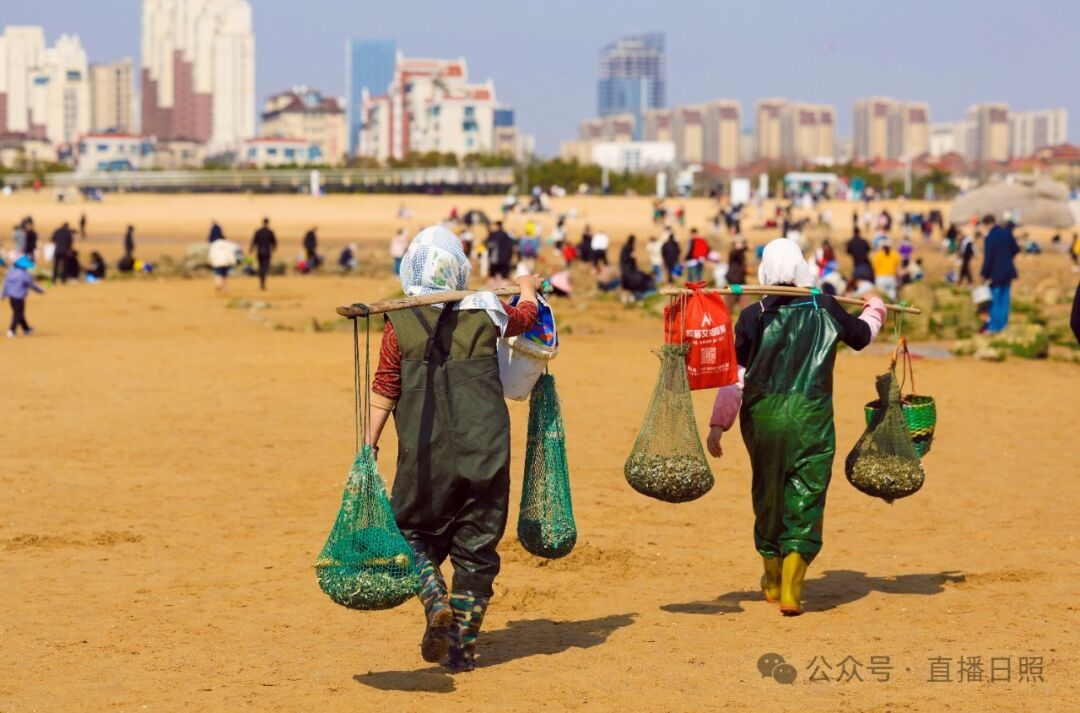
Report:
950,177,1074,228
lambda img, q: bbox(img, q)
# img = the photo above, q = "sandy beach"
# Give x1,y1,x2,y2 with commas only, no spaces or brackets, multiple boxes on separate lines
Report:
1,193,1078,711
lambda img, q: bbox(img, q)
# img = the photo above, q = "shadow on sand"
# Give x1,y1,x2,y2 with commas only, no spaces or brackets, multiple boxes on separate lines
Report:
354,613,637,692
661,570,966,615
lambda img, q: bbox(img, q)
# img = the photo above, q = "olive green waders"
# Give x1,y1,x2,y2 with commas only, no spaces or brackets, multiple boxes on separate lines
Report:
738,297,841,565
385,306,511,597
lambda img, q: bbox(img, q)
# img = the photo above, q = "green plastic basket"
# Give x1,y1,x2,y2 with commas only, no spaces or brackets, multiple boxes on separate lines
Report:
864,394,936,457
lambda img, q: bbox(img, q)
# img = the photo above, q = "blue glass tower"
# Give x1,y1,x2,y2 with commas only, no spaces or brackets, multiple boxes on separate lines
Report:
597,33,665,140
346,39,397,156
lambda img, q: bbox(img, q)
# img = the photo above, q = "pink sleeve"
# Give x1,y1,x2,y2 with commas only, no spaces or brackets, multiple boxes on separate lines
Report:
710,366,745,431
859,297,887,341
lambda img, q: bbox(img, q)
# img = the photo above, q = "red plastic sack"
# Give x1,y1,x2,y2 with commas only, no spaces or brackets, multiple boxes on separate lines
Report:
664,282,738,390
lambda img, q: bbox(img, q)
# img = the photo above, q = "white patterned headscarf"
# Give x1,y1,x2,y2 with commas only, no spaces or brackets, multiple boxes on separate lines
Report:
399,226,509,334
758,237,816,288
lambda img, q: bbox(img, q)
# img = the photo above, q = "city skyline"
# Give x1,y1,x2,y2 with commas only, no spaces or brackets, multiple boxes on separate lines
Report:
2,0,1078,155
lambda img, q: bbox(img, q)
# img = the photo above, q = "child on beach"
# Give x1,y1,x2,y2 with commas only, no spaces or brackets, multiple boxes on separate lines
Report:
3,256,45,337
366,226,540,672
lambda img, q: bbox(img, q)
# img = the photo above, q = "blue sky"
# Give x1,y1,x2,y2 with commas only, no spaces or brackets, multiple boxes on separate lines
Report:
3,0,1077,154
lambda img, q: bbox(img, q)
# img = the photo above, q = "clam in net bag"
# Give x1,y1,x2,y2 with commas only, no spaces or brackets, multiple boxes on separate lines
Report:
315,445,421,610
517,373,577,559
624,343,714,503
844,368,926,504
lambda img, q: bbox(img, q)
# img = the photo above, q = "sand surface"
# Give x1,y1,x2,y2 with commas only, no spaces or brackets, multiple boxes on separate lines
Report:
1,194,1078,711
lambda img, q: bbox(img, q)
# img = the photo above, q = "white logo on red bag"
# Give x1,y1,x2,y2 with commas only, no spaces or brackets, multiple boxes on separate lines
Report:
702,347,717,365
701,313,713,328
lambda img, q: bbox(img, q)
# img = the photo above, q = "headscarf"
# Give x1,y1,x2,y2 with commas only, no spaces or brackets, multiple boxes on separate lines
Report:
758,237,815,288
399,226,508,334
14,256,34,270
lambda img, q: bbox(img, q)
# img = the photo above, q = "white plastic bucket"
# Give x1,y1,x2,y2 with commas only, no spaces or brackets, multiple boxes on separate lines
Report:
971,285,991,306
498,337,557,401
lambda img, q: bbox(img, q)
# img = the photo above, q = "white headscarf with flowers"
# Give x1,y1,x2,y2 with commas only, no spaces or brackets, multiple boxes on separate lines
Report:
399,226,509,335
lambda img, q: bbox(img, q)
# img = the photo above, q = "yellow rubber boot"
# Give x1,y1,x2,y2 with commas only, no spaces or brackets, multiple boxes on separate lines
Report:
780,552,808,616
761,557,781,603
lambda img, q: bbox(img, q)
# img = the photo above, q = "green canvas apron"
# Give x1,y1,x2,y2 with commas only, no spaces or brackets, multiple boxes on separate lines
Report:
386,306,510,596
739,296,840,564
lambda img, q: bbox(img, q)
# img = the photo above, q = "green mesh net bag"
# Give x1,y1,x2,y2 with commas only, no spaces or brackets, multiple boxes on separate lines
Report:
315,445,421,610
624,344,714,503
845,369,926,504
518,373,577,559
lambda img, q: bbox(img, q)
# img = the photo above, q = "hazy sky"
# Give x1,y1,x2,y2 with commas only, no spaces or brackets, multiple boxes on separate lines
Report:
3,0,1077,154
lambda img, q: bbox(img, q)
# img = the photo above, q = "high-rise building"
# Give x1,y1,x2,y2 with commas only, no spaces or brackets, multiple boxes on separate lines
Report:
90,58,136,133
1010,108,1068,158
779,102,835,165
853,97,895,161
929,122,966,158
358,53,510,161
671,105,704,164
758,99,835,165
702,100,741,170
346,39,395,157
755,98,785,162
32,34,90,145
0,26,47,136
597,32,665,139
853,97,930,160
965,103,1010,164
141,0,255,148
260,86,347,164
898,102,930,159
642,108,672,142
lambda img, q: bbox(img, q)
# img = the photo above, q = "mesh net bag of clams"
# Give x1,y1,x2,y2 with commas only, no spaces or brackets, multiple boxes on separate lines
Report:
624,343,714,503
844,366,925,504
518,373,577,559
315,446,421,610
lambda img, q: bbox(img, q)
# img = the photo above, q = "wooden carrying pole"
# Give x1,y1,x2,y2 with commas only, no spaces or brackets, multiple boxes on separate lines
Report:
659,286,922,315
337,286,525,318
337,284,921,318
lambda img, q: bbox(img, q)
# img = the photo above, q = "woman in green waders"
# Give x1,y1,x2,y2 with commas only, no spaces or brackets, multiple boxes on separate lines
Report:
707,238,887,615
367,227,541,670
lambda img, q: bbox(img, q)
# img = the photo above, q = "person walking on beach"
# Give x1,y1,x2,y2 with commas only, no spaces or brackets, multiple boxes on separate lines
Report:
123,225,135,257
50,222,74,284
484,221,515,288
24,218,38,259
958,229,977,285
208,221,224,243
367,226,540,671
250,218,277,290
871,240,901,301
846,226,874,285
3,256,45,337
12,223,26,257
303,227,319,269
390,228,409,275
706,238,886,616
661,230,680,284
980,214,1020,334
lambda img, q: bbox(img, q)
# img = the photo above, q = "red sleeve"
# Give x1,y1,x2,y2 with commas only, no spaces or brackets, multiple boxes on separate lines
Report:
503,300,538,338
371,321,402,401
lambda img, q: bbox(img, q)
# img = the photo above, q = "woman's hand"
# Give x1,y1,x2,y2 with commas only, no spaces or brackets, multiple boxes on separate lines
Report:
706,426,725,458
516,274,542,302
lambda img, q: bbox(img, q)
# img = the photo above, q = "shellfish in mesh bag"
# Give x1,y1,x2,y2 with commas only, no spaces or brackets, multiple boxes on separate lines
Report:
517,373,577,559
624,344,714,503
315,446,421,610
845,369,925,504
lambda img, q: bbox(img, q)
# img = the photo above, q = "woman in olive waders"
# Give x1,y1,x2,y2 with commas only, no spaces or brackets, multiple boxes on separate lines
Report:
368,226,540,671
707,238,887,615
